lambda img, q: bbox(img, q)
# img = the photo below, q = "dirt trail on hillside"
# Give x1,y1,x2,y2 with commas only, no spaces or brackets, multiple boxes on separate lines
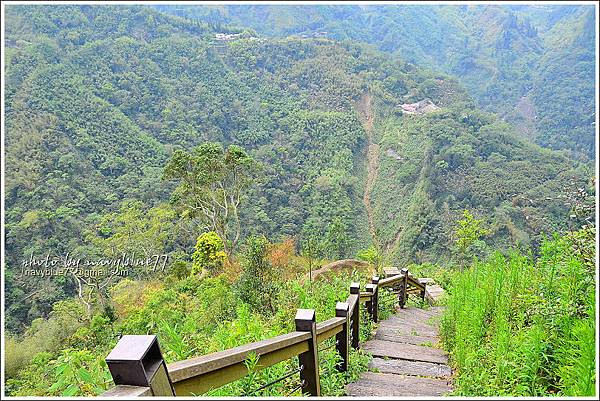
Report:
356,93,379,247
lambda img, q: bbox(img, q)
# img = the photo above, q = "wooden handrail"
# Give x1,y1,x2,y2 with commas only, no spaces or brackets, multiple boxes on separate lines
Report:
103,385,152,397
347,292,359,313
378,273,404,287
168,331,309,381
316,316,346,343
359,291,372,302
407,275,425,291
103,269,428,397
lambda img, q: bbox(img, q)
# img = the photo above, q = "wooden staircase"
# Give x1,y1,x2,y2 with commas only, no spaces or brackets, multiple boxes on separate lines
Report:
345,277,452,397
102,267,448,397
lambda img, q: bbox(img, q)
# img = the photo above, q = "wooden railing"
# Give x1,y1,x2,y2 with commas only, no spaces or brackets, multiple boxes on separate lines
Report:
102,267,426,397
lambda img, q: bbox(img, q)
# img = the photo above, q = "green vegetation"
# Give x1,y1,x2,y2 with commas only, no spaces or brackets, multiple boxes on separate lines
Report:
5,244,388,396
370,99,590,265
159,4,595,159
192,231,227,275
441,226,596,396
5,5,590,334
454,210,490,265
164,142,260,254
2,3,596,398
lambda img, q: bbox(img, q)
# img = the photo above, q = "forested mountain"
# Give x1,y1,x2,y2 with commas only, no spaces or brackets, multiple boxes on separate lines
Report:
2,4,597,398
4,4,591,335
155,4,596,159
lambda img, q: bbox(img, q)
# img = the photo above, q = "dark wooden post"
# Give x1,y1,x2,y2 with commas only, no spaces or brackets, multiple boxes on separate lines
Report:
106,335,175,396
350,282,360,349
400,268,409,308
295,309,320,396
366,283,375,321
335,302,349,372
421,281,427,301
371,276,380,323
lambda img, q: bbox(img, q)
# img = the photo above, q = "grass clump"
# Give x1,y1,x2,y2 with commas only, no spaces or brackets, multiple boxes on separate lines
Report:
441,227,595,396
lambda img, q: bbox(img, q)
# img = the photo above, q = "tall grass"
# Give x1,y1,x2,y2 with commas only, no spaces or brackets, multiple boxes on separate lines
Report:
441,229,596,396
7,267,386,396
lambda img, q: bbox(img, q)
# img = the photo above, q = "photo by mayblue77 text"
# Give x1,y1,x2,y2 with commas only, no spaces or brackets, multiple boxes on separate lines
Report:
18,252,169,278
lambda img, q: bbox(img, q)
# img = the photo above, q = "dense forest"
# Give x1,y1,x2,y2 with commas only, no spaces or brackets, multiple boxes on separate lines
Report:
2,3,597,398
156,4,596,159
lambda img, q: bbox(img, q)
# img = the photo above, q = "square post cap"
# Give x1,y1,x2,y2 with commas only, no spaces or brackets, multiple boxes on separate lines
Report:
295,309,316,331
335,302,349,317
106,335,165,387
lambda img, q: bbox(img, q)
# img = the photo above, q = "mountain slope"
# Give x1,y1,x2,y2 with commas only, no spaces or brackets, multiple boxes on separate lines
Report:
156,4,596,159
3,5,589,330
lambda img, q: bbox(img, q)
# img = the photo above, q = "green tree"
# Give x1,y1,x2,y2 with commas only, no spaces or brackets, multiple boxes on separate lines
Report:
324,217,352,260
191,231,227,276
89,201,176,261
164,143,260,254
357,245,383,273
234,235,277,313
300,228,324,284
454,210,489,265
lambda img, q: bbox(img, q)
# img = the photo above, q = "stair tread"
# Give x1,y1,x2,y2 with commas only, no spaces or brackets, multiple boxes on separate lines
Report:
346,372,452,396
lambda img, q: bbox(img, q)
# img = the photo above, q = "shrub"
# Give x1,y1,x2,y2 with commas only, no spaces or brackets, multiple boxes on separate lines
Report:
234,235,278,313
192,231,227,275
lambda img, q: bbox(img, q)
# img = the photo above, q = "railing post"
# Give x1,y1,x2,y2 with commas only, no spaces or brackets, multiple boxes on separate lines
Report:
295,309,320,396
366,283,375,321
350,282,360,349
371,276,380,322
105,335,175,396
421,281,427,301
400,268,409,308
335,302,350,372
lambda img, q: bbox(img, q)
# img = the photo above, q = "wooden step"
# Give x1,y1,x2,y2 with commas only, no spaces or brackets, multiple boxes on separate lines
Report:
425,285,445,305
398,305,445,318
385,312,440,327
345,372,452,396
370,357,452,378
374,331,438,346
361,339,448,364
383,317,440,333
376,325,439,339
378,321,439,337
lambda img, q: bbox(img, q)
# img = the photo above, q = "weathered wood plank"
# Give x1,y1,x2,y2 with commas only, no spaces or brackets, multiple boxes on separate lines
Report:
425,284,445,305
383,310,442,326
379,319,440,336
378,274,403,288
168,331,311,394
384,314,441,330
316,316,345,343
102,385,152,397
399,305,444,316
376,324,439,339
369,357,451,378
172,340,309,395
345,372,452,396
406,275,425,291
374,331,438,346
359,291,372,301
361,339,448,364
